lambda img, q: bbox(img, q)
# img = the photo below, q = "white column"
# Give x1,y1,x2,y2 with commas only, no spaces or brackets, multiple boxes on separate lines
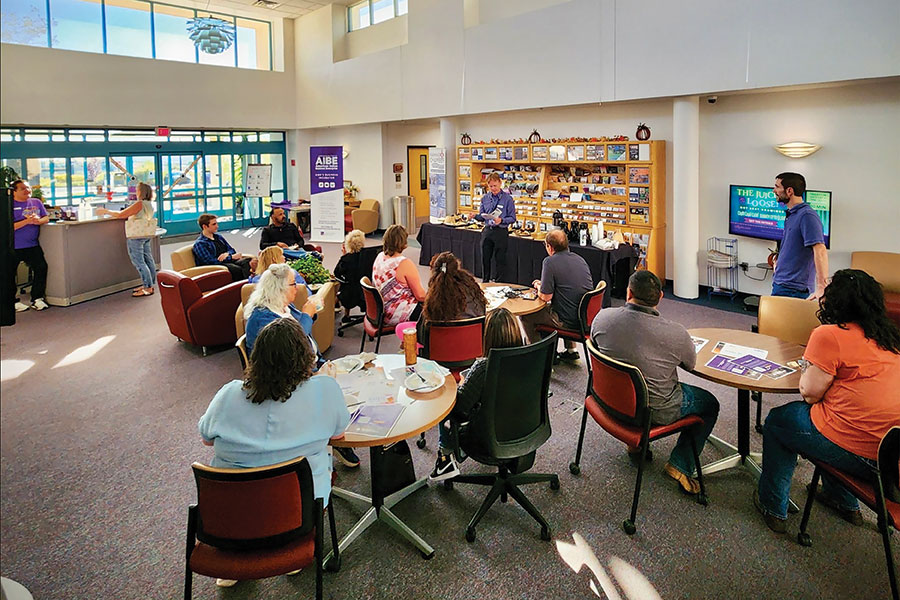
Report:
440,118,457,215
672,96,700,299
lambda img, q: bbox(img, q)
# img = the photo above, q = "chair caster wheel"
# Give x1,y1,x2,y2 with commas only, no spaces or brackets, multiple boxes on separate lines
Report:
550,477,560,491
623,520,636,535
416,437,426,449
337,331,344,337
755,424,764,434
325,556,341,572
797,532,812,547
540,527,551,541
569,462,581,475
465,528,476,543
422,550,435,560
442,480,453,490
697,493,709,506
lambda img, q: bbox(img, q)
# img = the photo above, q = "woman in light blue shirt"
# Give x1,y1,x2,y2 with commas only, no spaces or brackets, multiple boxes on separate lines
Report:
198,317,350,506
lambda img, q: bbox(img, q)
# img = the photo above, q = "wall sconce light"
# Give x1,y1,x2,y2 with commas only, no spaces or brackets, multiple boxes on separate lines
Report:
774,141,821,158
342,149,350,160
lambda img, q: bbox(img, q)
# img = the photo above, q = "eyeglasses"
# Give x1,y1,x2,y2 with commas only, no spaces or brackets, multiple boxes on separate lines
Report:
288,282,297,287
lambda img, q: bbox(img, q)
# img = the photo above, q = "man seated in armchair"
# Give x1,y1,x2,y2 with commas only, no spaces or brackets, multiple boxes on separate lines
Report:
260,207,306,251
192,213,252,282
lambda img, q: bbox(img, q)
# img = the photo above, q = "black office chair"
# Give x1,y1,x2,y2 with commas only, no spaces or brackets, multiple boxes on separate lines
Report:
446,333,560,542
335,245,381,338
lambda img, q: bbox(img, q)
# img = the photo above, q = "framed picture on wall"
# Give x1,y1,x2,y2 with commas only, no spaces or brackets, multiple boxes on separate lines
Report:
532,145,548,160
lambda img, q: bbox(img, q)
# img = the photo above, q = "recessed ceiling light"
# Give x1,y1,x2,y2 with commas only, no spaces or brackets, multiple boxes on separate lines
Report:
253,0,281,8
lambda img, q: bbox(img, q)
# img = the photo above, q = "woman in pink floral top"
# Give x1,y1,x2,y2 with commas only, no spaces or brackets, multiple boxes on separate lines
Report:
373,225,426,326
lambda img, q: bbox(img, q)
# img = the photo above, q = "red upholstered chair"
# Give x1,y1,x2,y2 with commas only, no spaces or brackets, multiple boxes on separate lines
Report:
536,281,606,363
415,315,486,448
571,340,708,535
184,456,339,600
158,269,244,356
359,276,395,352
797,426,899,600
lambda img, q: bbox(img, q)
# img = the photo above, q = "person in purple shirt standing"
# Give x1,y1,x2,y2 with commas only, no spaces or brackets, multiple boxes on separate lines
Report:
771,172,828,300
474,172,516,282
11,180,49,312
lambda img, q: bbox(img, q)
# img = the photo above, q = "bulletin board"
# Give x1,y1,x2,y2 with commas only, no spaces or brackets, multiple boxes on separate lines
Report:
245,164,272,198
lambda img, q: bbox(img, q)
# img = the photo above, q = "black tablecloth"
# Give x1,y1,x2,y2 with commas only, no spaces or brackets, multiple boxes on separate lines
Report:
416,223,637,307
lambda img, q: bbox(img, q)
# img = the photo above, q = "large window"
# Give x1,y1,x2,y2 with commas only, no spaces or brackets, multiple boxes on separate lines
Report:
0,128,287,236
348,0,408,32
1,0,273,71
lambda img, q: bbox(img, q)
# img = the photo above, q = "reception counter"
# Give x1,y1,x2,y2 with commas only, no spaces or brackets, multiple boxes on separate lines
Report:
40,218,162,307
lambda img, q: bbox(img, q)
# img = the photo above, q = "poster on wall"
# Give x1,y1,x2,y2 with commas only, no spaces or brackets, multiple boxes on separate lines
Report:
428,147,446,221
309,146,344,243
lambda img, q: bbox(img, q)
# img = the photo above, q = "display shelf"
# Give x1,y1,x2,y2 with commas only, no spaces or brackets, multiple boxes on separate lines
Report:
457,140,665,279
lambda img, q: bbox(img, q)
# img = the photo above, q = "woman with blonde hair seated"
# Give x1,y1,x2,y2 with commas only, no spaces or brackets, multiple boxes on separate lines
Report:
249,245,311,294
373,224,426,326
334,229,367,322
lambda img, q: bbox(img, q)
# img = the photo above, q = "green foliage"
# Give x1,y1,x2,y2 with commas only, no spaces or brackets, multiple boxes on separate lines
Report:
1,165,21,190
289,254,332,285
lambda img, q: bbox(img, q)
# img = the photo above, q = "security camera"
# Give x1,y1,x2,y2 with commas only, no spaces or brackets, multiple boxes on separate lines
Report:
707,96,718,104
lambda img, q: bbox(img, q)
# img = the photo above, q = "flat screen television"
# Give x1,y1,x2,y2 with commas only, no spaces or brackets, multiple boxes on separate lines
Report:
728,185,832,249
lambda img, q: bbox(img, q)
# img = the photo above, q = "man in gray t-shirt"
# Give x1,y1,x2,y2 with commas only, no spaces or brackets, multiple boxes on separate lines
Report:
589,270,719,495
520,229,593,362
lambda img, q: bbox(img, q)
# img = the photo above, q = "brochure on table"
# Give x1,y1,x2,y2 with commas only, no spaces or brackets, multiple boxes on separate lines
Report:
309,146,344,243
704,340,797,381
337,358,450,438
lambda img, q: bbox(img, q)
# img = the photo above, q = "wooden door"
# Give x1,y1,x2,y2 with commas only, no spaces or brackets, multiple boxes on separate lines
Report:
407,147,429,222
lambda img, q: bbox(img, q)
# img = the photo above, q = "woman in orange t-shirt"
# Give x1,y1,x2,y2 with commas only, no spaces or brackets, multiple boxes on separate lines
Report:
755,269,900,533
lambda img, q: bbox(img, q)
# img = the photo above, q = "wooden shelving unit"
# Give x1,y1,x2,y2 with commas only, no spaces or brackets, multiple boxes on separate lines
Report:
457,140,667,280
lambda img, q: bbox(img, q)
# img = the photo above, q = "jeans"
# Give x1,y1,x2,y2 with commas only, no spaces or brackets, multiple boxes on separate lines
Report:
772,283,809,298
757,401,876,520
666,383,720,477
126,237,156,289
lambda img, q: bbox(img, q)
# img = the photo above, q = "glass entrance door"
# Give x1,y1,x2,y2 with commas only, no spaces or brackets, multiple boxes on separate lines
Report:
159,152,204,235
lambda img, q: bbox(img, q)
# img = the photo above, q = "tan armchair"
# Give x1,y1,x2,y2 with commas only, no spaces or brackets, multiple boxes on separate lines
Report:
352,199,380,234
851,251,900,327
234,281,337,352
171,244,228,278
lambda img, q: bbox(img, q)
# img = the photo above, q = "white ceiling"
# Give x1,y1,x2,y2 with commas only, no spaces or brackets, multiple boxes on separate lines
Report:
169,0,351,20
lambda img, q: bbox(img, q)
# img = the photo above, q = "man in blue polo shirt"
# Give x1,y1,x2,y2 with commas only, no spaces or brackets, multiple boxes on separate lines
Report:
475,172,516,282
771,172,828,300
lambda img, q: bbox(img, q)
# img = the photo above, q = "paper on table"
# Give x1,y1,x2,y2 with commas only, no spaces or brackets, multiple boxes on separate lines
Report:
711,341,768,360
691,336,709,353
705,355,762,380
730,354,784,374
346,404,406,438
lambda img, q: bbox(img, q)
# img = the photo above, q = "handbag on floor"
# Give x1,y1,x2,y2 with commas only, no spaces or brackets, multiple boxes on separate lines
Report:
371,440,416,497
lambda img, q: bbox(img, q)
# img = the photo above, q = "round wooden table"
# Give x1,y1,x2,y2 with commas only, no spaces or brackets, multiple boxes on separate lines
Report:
688,328,804,480
328,354,456,565
480,282,546,316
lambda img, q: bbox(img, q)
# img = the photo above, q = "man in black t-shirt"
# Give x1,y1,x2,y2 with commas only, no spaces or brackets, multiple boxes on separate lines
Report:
260,207,305,250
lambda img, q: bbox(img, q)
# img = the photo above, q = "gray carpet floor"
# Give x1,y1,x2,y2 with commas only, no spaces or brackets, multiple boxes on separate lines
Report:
0,229,894,599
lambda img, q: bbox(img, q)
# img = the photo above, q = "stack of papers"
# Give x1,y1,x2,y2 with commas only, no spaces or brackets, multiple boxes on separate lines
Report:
705,353,796,380
346,404,405,438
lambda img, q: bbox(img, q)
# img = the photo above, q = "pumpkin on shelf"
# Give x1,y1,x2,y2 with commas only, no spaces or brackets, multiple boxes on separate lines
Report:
636,123,651,141
460,132,472,145
527,129,541,144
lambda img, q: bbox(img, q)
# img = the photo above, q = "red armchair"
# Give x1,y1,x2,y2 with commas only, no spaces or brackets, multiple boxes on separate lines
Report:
158,270,244,355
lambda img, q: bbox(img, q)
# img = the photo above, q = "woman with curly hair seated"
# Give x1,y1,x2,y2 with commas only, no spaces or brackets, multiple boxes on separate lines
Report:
198,317,351,587
754,269,900,533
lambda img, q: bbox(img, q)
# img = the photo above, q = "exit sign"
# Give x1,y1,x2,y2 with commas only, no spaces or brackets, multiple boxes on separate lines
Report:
155,126,170,137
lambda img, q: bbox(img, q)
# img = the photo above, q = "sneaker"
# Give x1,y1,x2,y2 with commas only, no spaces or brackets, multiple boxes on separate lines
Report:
807,483,863,526
554,350,579,364
15,301,30,312
429,453,460,482
215,579,238,587
286,569,302,576
31,298,48,311
753,489,787,534
334,446,360,468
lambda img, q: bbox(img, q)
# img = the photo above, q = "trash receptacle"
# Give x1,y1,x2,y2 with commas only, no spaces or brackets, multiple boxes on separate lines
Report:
392,195,416,234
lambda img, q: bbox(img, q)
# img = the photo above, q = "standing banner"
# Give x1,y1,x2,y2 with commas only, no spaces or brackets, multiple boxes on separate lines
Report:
428,147,446,221
309,146,344,243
